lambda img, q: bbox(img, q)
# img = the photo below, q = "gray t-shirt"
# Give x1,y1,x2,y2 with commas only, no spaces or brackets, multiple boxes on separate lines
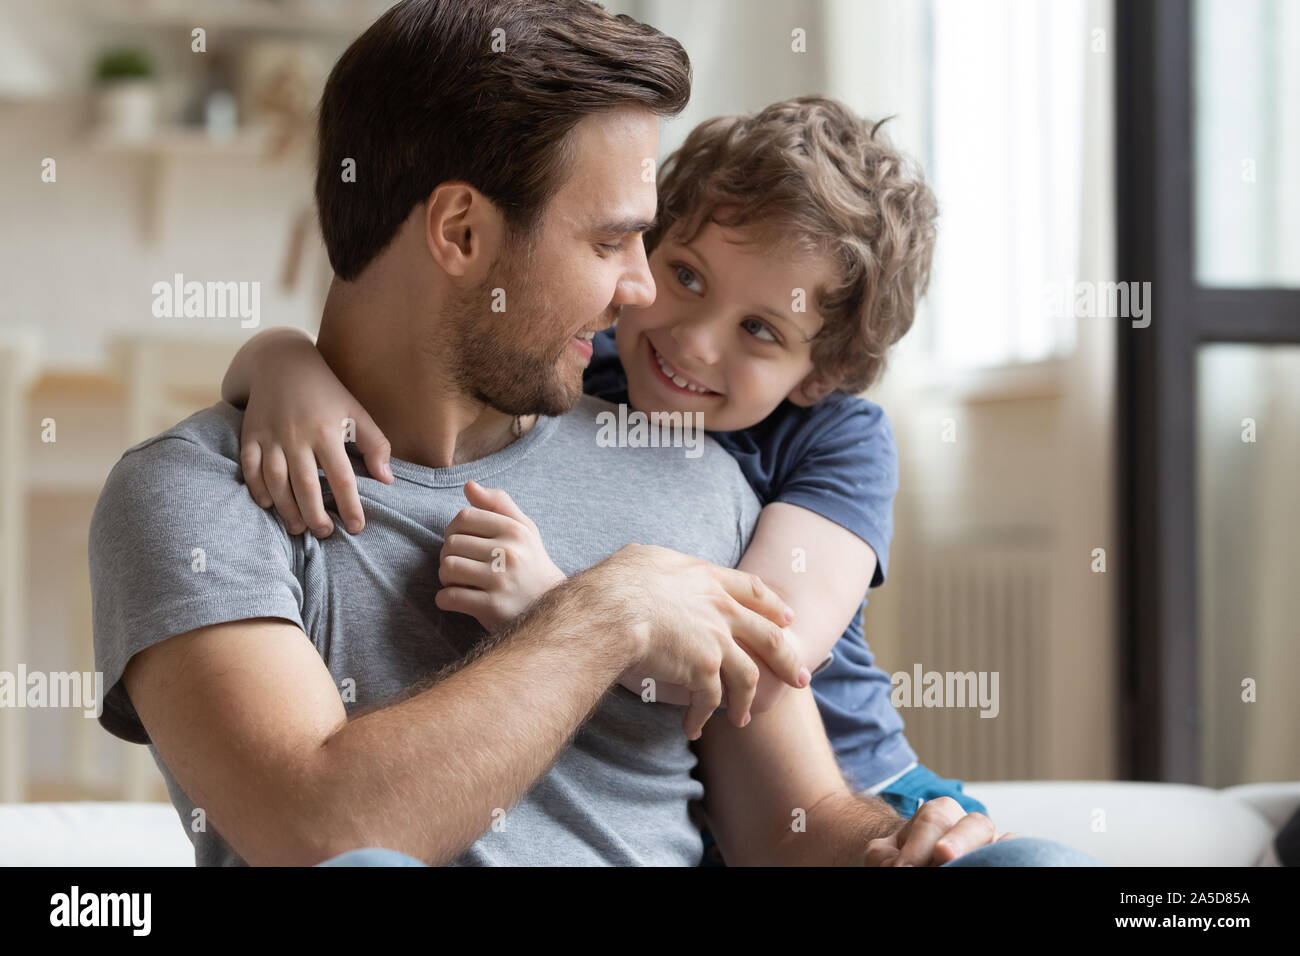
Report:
89,395,761,866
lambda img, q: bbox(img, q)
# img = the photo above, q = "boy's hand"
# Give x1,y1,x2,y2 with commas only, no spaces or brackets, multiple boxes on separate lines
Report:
435,480,567,632
863,798,1017,866
239,339,394,537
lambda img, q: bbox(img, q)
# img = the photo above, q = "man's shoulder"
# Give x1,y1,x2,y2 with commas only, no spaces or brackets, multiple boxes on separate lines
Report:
116,401,245,470
88,402,302,746
90,401,273,552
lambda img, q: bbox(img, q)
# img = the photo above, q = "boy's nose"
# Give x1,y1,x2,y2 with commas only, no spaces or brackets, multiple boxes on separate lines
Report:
669,320,720,366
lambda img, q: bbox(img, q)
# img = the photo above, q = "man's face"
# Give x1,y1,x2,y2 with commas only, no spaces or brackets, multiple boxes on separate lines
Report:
448,105,659,417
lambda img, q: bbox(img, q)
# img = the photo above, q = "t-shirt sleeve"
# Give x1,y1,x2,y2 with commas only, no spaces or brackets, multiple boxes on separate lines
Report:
771,398,898,588
733,472,764,569
88,434,306,744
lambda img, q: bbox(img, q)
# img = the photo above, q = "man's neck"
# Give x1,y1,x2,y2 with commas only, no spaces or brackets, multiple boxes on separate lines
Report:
315,275,530,470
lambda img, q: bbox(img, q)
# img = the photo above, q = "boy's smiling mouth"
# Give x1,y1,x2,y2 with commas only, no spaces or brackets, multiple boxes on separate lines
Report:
647,339,722,397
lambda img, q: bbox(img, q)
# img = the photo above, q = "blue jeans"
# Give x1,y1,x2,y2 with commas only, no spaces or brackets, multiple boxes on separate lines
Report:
318,848,428,866
321,835,1101,868
939,836,1102,866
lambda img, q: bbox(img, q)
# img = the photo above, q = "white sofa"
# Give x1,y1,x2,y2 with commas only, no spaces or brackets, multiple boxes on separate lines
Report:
1,781,1295,866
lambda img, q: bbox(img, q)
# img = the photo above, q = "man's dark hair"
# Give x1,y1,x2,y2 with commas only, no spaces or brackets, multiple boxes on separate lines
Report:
316,0,692,280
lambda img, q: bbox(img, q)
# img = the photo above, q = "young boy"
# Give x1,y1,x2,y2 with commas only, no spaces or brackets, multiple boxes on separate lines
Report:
221,94,986,832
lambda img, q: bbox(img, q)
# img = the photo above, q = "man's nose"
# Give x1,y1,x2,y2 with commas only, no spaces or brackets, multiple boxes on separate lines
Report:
611,239,656,310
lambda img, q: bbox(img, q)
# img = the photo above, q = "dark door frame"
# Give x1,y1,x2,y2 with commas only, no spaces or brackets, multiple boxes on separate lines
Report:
1116,0,1300,781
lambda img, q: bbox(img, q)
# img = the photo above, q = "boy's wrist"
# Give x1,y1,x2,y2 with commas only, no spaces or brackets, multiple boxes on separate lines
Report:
250,328,317,380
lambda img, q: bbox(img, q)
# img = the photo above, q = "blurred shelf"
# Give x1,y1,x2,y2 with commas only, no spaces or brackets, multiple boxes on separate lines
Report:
86,124,306,242
82,0,386,38
30,368,125,399
88,124,275,158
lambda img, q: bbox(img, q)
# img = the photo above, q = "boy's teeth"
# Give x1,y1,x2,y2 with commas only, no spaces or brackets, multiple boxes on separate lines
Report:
655,349,707,393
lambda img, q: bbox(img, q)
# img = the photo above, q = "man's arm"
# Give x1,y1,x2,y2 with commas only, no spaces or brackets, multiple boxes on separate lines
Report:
122,543,803,866
694,685,1007,866
692,682,903,865
124,575,631,867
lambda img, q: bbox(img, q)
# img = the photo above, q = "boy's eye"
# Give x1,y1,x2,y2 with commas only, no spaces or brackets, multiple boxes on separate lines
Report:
740,316,779,344
597,240,625,255
673,264,704,293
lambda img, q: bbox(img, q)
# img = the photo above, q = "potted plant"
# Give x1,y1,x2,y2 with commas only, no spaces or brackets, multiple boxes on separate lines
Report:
93,48,157,140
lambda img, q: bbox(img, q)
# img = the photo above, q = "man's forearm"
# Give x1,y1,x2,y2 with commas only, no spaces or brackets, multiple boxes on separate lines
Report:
693,681,905,867
773,789,905,865
307,572,634,865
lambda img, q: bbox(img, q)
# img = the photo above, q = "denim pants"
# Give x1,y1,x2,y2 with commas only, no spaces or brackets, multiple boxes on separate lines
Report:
318,837,1100,866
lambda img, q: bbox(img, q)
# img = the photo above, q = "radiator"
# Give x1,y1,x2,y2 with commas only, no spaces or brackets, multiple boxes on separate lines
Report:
892,543,1052,782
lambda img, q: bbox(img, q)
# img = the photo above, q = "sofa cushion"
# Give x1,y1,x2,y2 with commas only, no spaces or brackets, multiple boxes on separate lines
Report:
0,802,192,866
963,781,1280,866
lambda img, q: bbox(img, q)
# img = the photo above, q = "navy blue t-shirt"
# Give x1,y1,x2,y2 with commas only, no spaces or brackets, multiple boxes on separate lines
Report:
583,327,917,790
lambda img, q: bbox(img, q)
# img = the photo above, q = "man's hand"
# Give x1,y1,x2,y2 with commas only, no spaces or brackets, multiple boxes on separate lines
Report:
864,797,1018,866
589,543,810,739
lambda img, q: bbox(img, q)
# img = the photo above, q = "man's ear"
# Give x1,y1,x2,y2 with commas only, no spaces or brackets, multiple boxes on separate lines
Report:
787,369,841,407
423,182,505,279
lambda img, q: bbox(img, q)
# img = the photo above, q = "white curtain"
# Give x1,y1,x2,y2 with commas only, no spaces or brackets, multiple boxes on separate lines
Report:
921,0,1089,369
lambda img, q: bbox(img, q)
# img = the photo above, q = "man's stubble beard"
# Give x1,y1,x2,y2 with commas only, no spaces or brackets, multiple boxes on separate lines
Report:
446,242,588,419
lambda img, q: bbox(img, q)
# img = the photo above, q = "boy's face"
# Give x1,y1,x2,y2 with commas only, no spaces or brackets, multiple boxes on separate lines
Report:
615,222,836,431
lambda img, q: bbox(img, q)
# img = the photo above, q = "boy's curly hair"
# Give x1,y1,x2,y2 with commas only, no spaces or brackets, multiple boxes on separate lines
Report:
644,95,937,394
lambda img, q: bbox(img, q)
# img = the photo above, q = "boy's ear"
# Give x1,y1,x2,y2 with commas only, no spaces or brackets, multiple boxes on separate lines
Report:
787,369,841,407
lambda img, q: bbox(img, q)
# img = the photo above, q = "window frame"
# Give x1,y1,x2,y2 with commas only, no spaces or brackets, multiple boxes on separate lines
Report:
1115,0,1300,782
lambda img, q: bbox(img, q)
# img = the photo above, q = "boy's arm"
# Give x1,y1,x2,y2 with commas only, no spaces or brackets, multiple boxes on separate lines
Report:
736,501,879,713
219,325,393,537
221,326,318,408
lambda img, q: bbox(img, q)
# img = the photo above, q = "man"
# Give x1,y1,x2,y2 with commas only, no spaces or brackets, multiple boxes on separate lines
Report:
89,0,1092,867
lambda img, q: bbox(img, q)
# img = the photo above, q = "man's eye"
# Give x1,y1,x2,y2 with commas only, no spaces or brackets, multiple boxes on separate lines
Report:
740,317,779,343
673,265,703,293
598,241,625,254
